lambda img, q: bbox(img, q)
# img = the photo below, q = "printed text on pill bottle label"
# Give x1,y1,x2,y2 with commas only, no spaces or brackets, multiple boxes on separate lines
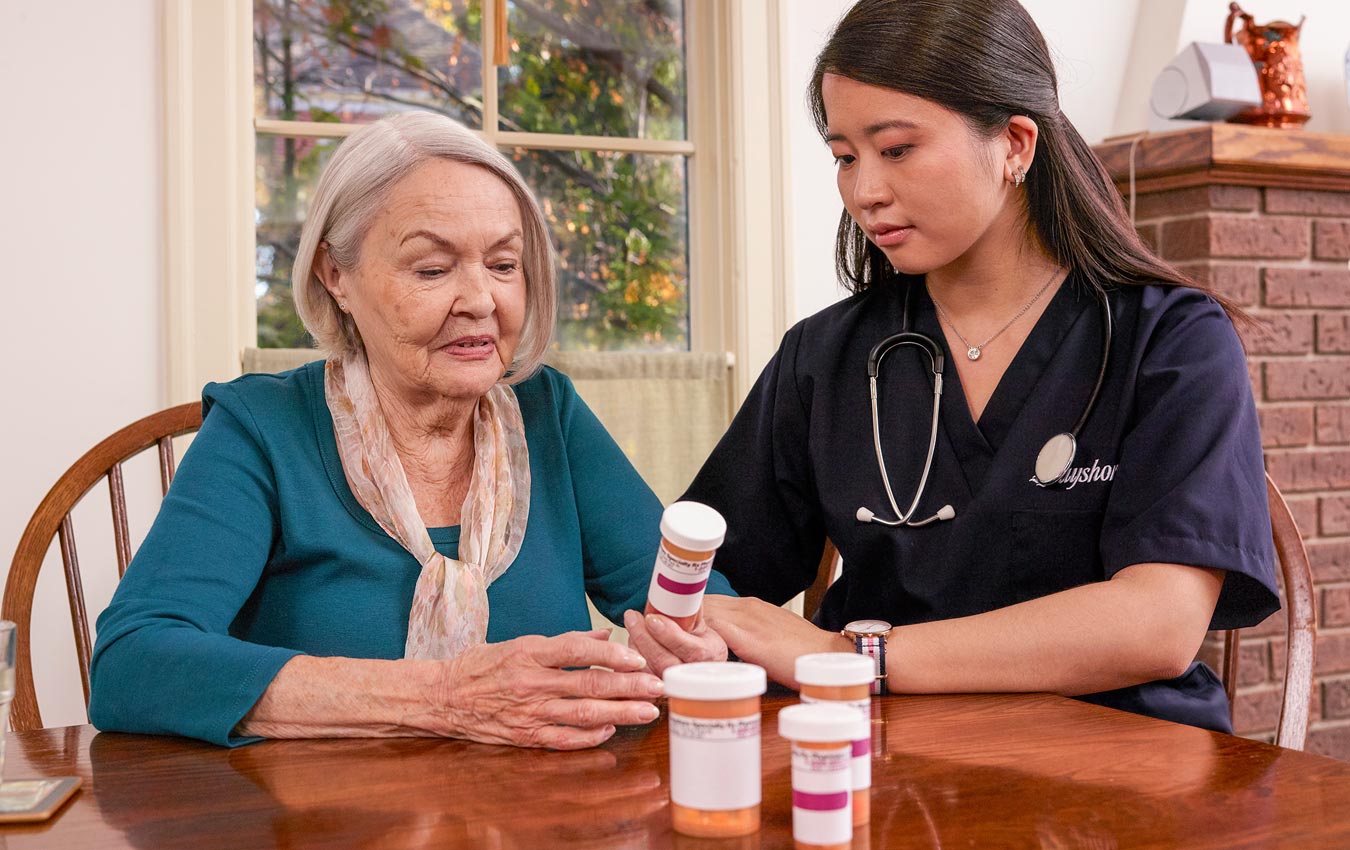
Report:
669,713,761,810
647,547,714,618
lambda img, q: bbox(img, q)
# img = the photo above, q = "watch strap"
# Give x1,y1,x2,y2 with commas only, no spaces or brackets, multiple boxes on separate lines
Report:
853,633,888,695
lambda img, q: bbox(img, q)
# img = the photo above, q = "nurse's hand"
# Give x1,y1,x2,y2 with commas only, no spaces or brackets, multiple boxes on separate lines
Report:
703,595,853,687
623,609,728,677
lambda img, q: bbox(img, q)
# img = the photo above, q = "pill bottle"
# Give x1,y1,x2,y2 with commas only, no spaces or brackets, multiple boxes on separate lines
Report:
795,653,874,826
664,661,767,837
778,703,867,850
645,501,727,631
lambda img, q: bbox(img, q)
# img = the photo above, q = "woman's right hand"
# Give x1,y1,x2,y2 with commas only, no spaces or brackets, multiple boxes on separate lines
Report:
434,629,664,750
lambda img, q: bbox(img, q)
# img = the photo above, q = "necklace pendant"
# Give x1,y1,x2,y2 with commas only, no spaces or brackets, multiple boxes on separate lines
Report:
967,346,982,361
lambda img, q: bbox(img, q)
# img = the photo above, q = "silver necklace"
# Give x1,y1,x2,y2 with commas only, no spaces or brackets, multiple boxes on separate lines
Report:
930,270,1061,361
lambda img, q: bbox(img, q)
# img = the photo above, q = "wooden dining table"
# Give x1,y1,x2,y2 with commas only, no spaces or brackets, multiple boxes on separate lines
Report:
4,688,1350,849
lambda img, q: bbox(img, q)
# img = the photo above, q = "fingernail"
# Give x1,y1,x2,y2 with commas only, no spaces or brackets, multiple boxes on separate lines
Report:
640,704,660,722
624,650,646,667
646,614,663,630
647,677,665,696
623,610,637,627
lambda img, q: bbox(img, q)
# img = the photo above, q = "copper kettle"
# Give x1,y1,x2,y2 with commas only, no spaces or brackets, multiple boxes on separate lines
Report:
1224,2,1310,128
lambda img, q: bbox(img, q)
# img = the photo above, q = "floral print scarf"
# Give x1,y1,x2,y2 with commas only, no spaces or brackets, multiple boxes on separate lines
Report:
325,355,530,660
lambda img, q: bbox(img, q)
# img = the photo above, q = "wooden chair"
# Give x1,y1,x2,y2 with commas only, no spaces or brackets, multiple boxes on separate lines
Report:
3,403,202,731
1224,474,1317,750
803,473,1318,750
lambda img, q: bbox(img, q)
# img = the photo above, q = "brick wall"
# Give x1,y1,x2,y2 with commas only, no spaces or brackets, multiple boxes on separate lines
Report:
1131,183,1350,759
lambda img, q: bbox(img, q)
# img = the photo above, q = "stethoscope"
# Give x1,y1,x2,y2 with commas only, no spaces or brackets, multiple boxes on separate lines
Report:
856,278,1113,527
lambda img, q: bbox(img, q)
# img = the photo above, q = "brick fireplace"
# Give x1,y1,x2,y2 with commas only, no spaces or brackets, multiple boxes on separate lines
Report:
1095,124,1350,758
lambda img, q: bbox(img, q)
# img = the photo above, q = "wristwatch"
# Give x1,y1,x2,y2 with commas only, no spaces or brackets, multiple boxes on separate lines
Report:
841,619,892,695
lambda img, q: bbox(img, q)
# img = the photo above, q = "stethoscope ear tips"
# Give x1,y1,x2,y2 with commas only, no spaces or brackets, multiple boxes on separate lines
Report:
856,504,953,526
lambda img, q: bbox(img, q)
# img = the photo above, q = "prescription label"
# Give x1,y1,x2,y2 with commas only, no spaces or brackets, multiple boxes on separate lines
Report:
668,712,761,810
790,744,852,846
647,546,714,618
798,695,872,790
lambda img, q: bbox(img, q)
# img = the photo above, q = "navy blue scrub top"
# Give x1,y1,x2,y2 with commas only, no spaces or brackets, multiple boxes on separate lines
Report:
683,272,1280,733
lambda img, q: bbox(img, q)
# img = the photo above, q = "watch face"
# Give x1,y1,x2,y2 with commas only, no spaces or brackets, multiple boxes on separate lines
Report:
846,619,891,636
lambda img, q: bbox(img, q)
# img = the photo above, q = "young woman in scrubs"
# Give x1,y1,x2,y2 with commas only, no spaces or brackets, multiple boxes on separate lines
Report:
625,0,1279,733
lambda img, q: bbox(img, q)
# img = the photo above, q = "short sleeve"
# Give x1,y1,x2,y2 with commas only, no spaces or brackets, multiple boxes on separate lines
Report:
1100,289,1279,630
682,322,826,605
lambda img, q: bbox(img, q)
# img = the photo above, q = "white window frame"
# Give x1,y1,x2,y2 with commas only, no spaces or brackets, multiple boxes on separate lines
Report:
163,0,792,404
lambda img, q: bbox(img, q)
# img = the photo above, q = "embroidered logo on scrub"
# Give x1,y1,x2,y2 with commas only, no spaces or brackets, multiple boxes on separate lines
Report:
1029,458,1118,490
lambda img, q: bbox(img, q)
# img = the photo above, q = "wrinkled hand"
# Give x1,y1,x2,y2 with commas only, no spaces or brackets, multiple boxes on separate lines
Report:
438,629,663,750
703,595,852,687
623,609,728,678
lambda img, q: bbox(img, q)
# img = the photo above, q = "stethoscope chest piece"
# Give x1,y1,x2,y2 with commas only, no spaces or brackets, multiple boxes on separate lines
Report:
1034,432,1077,486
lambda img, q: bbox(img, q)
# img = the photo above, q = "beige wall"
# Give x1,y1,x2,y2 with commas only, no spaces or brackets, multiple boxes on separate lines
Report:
0,0,163,727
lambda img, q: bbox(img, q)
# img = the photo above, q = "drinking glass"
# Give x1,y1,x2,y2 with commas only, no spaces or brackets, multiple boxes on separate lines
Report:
0,622,80,816
0,621,14,782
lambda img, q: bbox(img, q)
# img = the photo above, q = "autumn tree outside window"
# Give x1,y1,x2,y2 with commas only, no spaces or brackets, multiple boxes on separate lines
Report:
254,0,696,352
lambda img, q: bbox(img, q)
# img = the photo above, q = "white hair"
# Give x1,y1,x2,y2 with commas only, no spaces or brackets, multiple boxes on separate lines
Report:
292,111,557,384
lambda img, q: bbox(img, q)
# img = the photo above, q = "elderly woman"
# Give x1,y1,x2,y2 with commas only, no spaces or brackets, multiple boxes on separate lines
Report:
89,111,731,748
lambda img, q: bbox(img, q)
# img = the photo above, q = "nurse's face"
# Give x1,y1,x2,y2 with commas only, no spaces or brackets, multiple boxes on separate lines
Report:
822,74,1017,276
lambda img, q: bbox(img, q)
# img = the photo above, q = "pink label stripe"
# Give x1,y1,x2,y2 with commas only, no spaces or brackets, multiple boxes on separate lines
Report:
852,739,870,758
792,790,849,812
656,574,708,595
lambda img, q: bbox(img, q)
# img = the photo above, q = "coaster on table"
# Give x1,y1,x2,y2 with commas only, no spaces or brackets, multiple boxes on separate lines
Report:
0,778,82,823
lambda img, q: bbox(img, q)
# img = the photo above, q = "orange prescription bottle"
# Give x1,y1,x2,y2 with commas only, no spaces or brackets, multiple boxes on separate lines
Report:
645,502,727,631
664,662,767,838
777,703,868,850
795,653,875,827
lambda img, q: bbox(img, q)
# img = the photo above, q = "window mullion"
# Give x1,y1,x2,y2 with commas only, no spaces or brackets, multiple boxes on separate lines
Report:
253,122,693,157
481,0,500,147
494,131,694,155
254,118,359,139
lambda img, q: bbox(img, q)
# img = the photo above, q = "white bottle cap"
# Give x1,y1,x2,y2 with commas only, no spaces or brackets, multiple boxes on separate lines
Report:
660,501,727,552
795,652,876,688
778,703,869,743
664,662,767,701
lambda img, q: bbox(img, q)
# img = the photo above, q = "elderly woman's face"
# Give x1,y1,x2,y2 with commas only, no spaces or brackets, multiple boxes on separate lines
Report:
334,159,527,403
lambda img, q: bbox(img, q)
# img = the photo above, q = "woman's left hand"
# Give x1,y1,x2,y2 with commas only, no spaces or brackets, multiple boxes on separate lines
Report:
623,609,728,678
702,595,853,687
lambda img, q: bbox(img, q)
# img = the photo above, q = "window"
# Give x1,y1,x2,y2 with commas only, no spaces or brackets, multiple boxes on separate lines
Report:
253,0,698,351
164,0,787,405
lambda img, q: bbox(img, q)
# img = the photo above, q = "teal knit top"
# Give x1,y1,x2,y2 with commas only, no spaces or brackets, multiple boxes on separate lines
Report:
89,361,732,745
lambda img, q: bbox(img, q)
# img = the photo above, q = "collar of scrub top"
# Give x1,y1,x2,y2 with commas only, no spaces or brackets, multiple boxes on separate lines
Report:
856,276,1113,528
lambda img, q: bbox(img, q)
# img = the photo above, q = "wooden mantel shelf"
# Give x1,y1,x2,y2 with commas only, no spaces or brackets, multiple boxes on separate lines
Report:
1093,124,1350,194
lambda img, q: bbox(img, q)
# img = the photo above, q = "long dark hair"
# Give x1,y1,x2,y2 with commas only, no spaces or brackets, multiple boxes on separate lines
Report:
810,0,1212,305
